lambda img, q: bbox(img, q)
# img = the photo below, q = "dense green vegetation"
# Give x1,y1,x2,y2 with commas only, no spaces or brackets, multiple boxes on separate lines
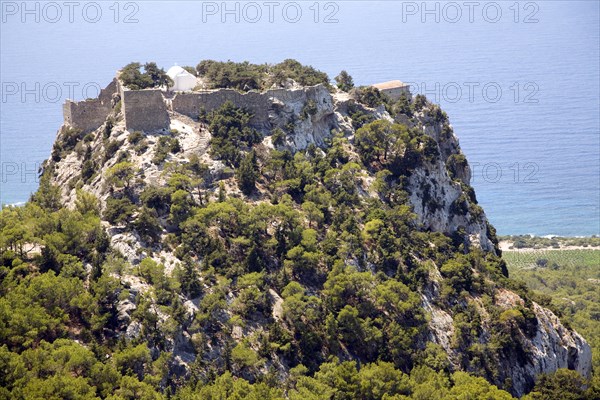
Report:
2,64,597,398
120,62,173,90
195,59,330,91
3,193,598,397
201,101,261,167
353,86,389,109
0,188,517,398
118,58,330,93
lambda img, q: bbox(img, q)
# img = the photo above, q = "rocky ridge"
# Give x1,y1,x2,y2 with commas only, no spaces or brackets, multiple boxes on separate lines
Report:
42,74,592,397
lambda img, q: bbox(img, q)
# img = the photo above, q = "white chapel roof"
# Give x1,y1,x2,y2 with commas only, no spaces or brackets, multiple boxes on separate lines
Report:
167,65,194,79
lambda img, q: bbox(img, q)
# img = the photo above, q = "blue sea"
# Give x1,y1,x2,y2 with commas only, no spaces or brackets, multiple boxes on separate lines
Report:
1,1,598,236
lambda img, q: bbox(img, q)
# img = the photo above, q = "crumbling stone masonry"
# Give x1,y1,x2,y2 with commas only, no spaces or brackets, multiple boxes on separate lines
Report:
121,89,170,132
62,73,332,134
171,90,272,130
62,79,118,133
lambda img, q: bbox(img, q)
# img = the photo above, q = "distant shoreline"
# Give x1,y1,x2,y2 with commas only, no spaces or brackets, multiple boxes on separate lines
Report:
499,235,600,252
499,241,600,252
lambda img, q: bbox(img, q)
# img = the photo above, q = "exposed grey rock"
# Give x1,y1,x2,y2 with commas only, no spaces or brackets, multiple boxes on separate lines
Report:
125,321,142,340
425,286,593,397
45,78,592,395
117,299,136,324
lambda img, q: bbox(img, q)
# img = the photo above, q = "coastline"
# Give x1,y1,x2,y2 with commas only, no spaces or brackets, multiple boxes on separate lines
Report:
499,240,600,252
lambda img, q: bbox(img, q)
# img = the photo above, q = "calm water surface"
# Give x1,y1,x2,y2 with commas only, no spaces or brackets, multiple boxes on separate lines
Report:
1,1,598,236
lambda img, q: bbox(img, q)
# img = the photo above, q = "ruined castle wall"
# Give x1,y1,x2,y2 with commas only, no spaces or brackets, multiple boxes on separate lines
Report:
122,89,170,132
380,86,411,101
172,89,272,129
169,93,202,119
99,78,119,104
63,99,110,133
62,79,118,133
266,87,310,103
63,81,331,135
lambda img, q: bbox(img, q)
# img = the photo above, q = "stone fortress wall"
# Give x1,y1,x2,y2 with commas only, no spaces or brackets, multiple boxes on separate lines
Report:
63,77,284,133
171,89,272,130
62,79,118,133
122,89,170,132
63,75,336,134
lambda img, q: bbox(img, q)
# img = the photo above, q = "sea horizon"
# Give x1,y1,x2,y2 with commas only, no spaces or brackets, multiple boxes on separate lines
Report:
1,1,598,236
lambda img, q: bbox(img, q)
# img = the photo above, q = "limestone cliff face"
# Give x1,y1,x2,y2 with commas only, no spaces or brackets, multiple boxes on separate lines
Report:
528,303,592,378
44,77,592,396
268,84,336,151
54,78,490,252
424,283,592,397
407,113,495,253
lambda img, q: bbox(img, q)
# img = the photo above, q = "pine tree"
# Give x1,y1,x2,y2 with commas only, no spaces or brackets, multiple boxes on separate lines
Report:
335,70,354,92
236,150,258,195
218,182,227,202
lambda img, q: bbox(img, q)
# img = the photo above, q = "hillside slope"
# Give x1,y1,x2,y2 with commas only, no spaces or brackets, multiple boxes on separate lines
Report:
1,62,592,398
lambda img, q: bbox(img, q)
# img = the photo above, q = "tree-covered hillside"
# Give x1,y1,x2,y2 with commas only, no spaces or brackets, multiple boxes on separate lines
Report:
0,61,596,399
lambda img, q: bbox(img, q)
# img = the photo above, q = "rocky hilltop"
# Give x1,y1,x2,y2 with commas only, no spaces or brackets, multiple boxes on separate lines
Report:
34,62,591,397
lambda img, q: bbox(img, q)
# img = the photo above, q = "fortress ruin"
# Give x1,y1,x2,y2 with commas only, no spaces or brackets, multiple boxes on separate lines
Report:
63,77,316,133
62,75,409,134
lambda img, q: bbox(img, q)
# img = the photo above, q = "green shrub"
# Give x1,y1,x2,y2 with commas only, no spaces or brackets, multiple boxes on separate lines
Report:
207,101,261,167
119,62,173,90
335,70,354,92
103,140,121,163
392,93,412,117
348,102,377,129
271,128,286,147
446,154,468,181
140,186,172,213
103,197,135,224
271,59,330,88
412,94,427,112
133,207,162,244
195,59,329,91
152,136,181,164
236,150,259,195
301,99,318,120
354,86,389,108
83,132,95,143
440,256,473,294
196,60,265,91
52,127,84,160
106,161,134,190
103,117,114,139
128,131,144,145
